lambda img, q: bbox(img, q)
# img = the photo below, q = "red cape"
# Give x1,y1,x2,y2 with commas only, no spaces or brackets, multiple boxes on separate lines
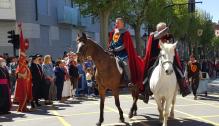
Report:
143,35,153,70
143,34,182,70
108,30,146,90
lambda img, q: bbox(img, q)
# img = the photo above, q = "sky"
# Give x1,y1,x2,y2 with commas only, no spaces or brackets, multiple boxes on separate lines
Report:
196,0,219,23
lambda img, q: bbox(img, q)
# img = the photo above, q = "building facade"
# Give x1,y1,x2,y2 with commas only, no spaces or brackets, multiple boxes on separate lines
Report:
0,0,101,58
16,0,101,58
0,0,16,55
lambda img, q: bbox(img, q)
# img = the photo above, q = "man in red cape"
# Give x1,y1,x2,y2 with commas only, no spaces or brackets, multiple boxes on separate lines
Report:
142,22,191,103
108,18,145,90
14,23,33,112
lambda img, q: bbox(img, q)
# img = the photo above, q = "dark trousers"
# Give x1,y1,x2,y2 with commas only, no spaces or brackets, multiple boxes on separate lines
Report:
31,83,41,107
87,86,93,95
0,85,10,113
56,81,64,100
43,79,51,100
191,77,200,96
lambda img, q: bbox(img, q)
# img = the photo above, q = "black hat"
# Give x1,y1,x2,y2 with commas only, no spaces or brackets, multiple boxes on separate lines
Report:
32,54,41,60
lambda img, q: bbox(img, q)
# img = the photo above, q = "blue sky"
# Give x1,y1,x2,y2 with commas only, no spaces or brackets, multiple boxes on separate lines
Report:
196,0,219,23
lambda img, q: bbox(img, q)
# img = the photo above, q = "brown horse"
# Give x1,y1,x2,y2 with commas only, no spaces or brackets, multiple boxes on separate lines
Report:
76,33,140,126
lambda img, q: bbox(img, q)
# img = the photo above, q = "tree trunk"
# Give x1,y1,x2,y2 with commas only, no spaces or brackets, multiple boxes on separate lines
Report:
134,24,143,56
99,11,110,49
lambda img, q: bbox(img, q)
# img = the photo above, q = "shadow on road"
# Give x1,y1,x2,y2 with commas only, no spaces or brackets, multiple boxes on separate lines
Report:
198,95,219,102
0,113,25,122
125,114,215,126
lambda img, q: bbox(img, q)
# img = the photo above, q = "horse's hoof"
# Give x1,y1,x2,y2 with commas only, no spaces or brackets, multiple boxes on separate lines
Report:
128,112,133,118
159,117,164,123
169,114,174,119
120,118,125,123
96,119,103,126
96,122,102,126
133,111,137,116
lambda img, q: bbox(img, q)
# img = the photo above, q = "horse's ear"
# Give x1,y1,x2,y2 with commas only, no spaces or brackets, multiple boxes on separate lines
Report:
82,32,87,40
172,41,178,49
159,40,164,49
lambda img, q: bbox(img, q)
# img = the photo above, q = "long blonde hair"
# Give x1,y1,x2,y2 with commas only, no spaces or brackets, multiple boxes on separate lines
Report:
44,55,51,64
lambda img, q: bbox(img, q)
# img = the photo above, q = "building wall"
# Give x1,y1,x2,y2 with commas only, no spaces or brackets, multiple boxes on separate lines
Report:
215,29,219,37
0,0,16,20
15,0,77,58
0,0,16,55
13,0,102,58
0,21,15,55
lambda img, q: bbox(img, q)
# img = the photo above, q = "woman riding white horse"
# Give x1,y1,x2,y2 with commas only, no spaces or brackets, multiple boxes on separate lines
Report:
150,41,178,126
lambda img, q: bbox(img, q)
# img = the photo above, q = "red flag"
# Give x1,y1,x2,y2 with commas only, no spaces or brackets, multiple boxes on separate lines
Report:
18,23,26,54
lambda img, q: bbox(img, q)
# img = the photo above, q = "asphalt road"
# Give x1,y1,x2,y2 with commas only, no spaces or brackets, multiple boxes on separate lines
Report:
0,79,219,126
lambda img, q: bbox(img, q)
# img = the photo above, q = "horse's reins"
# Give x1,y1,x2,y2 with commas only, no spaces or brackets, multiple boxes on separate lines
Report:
159,54,173,68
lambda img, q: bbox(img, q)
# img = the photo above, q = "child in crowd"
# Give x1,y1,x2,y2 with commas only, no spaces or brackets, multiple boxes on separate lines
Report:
86,68,94,96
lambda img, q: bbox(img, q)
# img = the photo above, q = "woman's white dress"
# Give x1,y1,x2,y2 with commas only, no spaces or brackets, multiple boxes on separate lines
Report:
62,65,72,97
62,79,72,97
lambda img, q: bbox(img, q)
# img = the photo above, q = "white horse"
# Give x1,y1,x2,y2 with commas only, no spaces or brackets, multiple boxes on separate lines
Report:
150,41,179,126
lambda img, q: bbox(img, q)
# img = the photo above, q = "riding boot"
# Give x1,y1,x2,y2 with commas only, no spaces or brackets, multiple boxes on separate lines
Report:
139,81,151,104
139,59,159,103
139,68,153,104
173,65,191,97
31,101,35,109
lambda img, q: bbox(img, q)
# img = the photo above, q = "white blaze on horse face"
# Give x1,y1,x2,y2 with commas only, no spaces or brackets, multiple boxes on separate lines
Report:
76,42,85,54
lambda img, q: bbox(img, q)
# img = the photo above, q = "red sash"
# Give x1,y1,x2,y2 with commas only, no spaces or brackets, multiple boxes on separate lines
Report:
0,79,8,84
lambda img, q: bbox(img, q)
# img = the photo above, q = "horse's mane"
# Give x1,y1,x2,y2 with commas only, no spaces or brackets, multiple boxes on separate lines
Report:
87,38,109,55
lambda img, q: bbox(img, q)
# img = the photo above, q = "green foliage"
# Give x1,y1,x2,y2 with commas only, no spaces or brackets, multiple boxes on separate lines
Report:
212,37,219,47
145,0,169,27
111,0,150,27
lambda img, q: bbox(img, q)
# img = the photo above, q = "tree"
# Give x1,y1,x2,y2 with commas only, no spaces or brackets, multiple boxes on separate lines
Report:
145,0,169,28
74,0,119,48
212,37,219,47
211,37,219,58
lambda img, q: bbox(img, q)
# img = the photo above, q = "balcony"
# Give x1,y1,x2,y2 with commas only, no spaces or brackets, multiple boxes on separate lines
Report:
57,6,80,26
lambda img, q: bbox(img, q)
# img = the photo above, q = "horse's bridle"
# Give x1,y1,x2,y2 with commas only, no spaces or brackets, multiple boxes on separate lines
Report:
159,54,173,68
